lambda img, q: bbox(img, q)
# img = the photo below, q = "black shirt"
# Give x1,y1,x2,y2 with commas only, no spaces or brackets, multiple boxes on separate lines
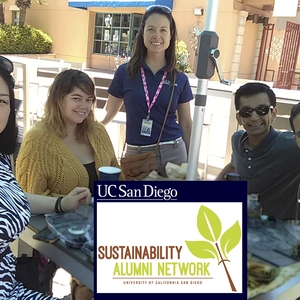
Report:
83,161,98,196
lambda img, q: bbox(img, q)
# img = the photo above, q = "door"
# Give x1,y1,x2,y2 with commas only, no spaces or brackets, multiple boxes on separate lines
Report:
275,21,300,89
256,24,275,82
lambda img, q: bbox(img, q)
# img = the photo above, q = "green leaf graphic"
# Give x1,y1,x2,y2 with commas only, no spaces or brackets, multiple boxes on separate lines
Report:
185,240,219,260
220,221,241,260
197,206,222,242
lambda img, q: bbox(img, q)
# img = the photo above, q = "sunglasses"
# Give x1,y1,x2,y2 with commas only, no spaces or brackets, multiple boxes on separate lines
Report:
145,5,172,14
0,56,14,73
237,105,274,118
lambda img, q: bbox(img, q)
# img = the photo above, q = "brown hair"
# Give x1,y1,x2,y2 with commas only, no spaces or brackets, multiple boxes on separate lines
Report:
0,71,18,154
43,69,96,142
126,6,178,85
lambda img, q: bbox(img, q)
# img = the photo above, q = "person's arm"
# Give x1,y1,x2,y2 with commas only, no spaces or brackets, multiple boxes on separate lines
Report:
101,95,124,125
215,162,236,180
177,102,192,154
25,187,91,215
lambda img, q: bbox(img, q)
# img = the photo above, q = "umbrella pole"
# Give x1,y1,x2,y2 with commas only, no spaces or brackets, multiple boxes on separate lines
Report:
186,0,230,180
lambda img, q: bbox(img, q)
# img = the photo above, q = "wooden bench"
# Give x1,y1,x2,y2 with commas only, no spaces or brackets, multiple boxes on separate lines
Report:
234,78,274,88
37,57,84,78
93,77,126,113
64,61,85,71
94,77,112,109
273,99,298,132
37,57,67,78
92,76,126,160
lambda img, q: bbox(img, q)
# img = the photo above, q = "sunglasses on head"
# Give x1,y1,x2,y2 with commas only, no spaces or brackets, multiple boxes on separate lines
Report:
145,5,172,14
237,105,274,118
0,56,14,74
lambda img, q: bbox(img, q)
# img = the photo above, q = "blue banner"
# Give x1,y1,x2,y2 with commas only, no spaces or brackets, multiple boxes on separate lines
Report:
68,0,174,9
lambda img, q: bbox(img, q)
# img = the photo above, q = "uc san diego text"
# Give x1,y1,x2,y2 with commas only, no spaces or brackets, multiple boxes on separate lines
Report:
96,184,178,200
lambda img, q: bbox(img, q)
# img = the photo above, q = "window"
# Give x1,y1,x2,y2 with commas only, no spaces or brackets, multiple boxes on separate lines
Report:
93,13,142,56
13,11,20,26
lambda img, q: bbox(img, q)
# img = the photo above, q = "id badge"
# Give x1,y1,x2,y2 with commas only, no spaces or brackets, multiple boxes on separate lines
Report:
140,119,153,137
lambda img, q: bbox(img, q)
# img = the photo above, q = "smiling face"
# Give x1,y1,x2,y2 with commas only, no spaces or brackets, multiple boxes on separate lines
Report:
143,13,171,55
0,76,10,134
61,87,94,127
236,92,277,140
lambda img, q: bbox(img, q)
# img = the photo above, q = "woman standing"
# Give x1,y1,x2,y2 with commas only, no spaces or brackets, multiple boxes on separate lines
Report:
0,57,90,299
102,5,194,177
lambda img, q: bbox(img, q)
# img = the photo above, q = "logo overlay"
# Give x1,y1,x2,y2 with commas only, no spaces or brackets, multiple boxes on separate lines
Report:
95,181,247,299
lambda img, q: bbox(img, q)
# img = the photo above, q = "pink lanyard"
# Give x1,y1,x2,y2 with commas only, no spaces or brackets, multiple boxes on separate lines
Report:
141,67,167,120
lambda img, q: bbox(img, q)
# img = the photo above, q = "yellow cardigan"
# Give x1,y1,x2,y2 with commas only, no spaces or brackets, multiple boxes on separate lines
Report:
16,121,124,197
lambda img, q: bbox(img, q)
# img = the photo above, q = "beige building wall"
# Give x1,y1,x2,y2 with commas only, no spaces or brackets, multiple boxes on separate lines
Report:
172,0,206,73
27,0,89,63
214,5,239,81
4,0,259,81
238,21,259,79
5,0,90,62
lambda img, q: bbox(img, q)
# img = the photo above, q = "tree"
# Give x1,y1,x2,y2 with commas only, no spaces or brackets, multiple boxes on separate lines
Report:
0,0,8,24
15,0,31,27
15,0,44,27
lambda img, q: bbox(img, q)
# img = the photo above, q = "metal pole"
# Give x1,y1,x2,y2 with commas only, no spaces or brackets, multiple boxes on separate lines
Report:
22,63,30,135
186,0,220,180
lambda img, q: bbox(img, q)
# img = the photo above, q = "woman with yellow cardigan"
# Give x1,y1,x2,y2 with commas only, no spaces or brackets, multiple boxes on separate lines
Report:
16,69,124,299
16,69,124,196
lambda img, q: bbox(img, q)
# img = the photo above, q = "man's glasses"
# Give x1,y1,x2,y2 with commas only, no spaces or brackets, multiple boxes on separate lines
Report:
0,56,14,73
237,105,274,118
145,5,172,14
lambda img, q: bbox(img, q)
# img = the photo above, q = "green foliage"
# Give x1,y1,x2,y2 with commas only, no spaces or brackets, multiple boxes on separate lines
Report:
175,40,192,73
185,205,241,263
185,240,219,260
220,221,241,260
185,205,241,292
0,24,52,54
197,205,222,242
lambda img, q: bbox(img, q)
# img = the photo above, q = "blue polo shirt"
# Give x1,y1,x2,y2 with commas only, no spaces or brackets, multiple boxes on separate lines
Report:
231,126,300,220
108,63,193,145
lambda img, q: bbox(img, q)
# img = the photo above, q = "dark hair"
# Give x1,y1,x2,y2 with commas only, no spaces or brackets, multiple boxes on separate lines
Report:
126,6,178,84
289,102,300,133
234,82,276,110
0,71,18,155
43,69,96,142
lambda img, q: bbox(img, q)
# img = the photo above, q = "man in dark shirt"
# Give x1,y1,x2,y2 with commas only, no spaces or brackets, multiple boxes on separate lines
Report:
216,82,300,220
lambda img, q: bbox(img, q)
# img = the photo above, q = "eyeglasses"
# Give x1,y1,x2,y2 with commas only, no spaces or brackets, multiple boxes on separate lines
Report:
237,105,274,118
0,56,14,73
145,5,172,14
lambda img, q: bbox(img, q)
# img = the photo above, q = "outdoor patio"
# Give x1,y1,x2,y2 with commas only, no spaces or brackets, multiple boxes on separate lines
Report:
7,55,300,179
